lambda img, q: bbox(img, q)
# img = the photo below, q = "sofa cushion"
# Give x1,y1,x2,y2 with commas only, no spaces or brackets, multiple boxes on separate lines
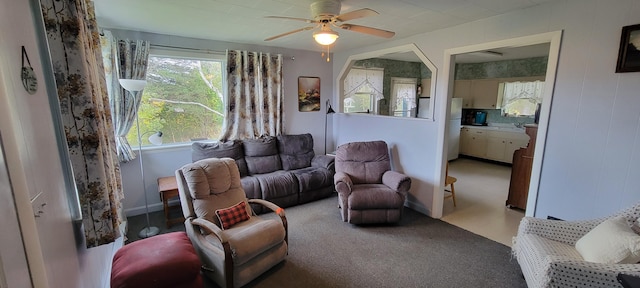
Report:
575,216,640,264
191,141,249,177
243,136,282,175
335,141,390,184
217,217,285,266
290,167,333,193
254,171,299,200
277,134,315,170
348,184,404,210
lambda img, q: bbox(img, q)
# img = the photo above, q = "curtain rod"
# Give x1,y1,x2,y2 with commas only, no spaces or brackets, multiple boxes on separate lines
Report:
150,44,225,55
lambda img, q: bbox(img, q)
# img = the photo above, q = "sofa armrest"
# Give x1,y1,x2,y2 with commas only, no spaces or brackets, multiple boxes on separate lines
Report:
191,218,227,244
312,155,335,172
248,198,288,243
334,172,352,197
382,171,411,193
516,216,603,245
546,260,640,287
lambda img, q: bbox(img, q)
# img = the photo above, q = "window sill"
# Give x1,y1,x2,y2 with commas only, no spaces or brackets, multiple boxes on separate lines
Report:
139,140,217,153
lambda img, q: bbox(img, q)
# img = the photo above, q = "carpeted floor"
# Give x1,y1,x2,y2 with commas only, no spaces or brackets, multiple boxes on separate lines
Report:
126,195,526,288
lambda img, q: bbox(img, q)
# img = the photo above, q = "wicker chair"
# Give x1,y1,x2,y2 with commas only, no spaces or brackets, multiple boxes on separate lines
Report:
512,203,640,287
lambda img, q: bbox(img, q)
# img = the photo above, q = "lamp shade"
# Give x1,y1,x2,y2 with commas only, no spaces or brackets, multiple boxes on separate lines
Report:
119,79,147,92
148,131,163,145
313,30,339,45
326,104,335,114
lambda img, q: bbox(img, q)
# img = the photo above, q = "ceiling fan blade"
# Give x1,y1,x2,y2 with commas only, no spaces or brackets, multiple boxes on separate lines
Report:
334,8,379,22
264,26,314,41
339,24,395,38
265,16,315,24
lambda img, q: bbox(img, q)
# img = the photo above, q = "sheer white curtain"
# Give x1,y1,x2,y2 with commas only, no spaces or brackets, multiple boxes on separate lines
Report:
344,68,384,101
502,81,545,104
390,77,417,117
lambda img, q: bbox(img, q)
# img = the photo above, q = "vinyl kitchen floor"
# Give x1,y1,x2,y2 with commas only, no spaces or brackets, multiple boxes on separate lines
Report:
441,157,525,247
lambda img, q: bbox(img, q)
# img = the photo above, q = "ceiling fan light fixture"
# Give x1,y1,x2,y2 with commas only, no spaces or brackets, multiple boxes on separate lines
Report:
313,29,339,45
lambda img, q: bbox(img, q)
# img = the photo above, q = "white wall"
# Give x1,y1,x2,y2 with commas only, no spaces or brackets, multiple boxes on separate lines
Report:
110,30,334,215
1,1,119,287
332,0,640,220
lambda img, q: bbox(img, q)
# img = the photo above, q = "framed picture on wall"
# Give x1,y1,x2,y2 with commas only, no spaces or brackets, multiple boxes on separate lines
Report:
298,76,320,112
615,24,640,73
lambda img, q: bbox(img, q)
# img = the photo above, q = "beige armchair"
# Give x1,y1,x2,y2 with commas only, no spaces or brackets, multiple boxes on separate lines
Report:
176,158,288,288
334,141,411,224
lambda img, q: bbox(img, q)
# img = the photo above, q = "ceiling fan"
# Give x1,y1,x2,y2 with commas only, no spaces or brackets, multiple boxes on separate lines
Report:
264,0,395,46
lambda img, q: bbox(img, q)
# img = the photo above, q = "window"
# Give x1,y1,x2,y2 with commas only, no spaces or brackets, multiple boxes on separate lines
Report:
344,84,377,113
390,77,417,118
500,81,544,117
343,68,383,114
128,50,225,146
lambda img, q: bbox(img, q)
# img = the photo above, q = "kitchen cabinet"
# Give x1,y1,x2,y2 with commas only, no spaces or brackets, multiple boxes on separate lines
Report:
453,76,545,110
453,80,473,108
460,127,529,164
420,78,431,97
485,130,530,164
460,127,487,158
471,79,501,109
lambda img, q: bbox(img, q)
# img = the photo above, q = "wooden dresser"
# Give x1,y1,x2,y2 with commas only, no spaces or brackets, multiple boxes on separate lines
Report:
506,124,538,210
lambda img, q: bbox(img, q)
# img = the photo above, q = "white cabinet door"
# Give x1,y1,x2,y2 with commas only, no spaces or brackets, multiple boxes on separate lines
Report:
486,137,506,161
471,79,501,109
505,138,530,163
459,128,470,155
467,129,487,158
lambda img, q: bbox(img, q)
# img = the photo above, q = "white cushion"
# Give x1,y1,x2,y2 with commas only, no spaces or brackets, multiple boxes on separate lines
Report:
575,216,640,264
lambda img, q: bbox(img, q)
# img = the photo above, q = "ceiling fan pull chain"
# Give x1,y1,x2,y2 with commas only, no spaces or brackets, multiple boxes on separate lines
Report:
326,45,330,62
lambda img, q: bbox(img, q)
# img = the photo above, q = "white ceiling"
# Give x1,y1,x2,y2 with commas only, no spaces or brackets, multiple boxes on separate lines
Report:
94,0,557,54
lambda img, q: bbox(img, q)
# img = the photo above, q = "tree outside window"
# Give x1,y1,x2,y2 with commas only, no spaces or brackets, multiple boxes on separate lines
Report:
128,55,225,146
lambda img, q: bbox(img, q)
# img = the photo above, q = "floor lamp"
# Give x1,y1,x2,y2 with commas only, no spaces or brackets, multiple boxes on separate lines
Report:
324,99,336,155
119,79,160,238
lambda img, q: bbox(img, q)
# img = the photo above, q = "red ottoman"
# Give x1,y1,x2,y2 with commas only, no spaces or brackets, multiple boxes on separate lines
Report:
111,232,202,288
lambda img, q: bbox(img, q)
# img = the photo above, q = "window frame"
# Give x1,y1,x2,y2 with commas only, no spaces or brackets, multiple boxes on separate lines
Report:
137,48,227,150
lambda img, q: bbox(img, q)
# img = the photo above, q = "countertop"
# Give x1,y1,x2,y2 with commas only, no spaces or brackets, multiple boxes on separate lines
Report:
461,124,526,133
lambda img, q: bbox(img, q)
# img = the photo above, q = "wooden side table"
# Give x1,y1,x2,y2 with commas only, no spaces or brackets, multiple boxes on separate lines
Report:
157,176,184,228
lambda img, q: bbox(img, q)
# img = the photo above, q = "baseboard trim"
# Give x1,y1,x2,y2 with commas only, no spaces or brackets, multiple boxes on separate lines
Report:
124,202,164,217
406,200,432,217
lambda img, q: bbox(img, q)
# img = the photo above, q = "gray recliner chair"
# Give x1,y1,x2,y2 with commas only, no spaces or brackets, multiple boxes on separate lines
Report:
176,157,288,288
334,140,411,224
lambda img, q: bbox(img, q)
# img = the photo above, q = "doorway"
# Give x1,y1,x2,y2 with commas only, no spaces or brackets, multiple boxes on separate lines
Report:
435,31,563,242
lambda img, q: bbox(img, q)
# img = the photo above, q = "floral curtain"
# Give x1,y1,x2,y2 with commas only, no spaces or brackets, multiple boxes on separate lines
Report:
220,50,283,140
41,0,123,247
100,30,150,162
343,68,384,101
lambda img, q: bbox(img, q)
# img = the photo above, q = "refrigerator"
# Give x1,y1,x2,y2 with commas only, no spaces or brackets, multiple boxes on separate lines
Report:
448,98,463,161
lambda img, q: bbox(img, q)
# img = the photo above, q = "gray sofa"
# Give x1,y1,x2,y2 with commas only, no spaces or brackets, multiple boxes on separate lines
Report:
192,133,335,213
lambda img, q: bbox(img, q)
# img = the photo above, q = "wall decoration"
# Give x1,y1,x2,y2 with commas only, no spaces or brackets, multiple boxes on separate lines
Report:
21,46,38,94
298,76,320,112
616,24,640,73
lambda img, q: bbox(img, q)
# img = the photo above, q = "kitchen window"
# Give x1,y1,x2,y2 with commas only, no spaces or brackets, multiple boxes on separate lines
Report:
500,81,544,117
128,49,226,146
343,67,383,114
390,77,417,117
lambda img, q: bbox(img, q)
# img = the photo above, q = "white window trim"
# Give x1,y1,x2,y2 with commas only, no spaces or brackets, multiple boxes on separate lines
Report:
140,48,226,150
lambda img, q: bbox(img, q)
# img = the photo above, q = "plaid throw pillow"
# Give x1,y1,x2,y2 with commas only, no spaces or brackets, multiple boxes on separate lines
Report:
215,201,250,229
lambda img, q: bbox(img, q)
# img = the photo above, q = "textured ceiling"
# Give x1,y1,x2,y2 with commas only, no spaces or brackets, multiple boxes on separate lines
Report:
94,0,556,54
